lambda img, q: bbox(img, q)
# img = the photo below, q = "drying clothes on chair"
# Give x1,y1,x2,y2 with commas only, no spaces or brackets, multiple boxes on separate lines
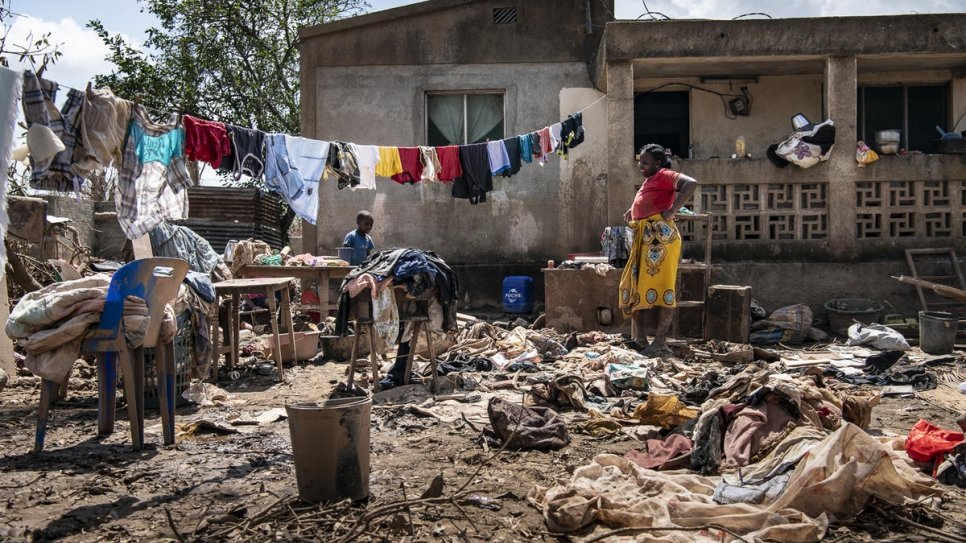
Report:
72,85,133,176
5,274,176,383
391,147,423,184
435,145,462,182
183,115,231,168
376,146,403,177
117,108,194,239
486,140,511,176
418,146,442,182
221,124,265,179
453,143,493,204
325,141,360,190
350,143,379,190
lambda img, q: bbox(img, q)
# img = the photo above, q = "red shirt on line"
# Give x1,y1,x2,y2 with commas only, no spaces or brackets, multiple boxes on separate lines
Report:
632,168,679,220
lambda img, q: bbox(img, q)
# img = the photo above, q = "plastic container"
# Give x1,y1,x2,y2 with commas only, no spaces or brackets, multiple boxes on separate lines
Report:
919,311,959,355
287,396,372,503
503,276,534,314
824,298,883,337
267,331,321,362
141,309,193,408
336,247,355,263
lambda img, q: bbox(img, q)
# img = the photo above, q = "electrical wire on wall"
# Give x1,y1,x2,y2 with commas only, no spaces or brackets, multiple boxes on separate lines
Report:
639,82,753,120
732,12,772,19
637,1,671,20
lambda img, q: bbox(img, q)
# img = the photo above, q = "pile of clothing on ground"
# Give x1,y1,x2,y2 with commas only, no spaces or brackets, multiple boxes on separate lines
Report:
385,317,959,542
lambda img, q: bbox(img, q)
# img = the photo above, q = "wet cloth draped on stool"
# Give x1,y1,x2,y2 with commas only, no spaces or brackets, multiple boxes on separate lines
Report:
619,216,681,312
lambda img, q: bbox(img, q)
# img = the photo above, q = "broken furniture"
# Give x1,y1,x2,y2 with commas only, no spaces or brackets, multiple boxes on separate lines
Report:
211,277,297,381
704,285,752,343
893,275,966,302
904,248,966,312
235,263,354,317
34,257,189,452
900,248,966,337
344,289,440,393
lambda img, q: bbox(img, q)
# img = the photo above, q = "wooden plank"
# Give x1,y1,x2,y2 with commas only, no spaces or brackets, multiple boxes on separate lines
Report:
893,275,966,302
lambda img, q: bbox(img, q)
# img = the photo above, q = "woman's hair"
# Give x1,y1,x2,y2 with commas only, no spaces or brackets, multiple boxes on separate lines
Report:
640,144,671,168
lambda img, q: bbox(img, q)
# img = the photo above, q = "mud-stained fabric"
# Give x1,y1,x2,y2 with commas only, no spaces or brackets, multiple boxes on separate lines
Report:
619,214,682,313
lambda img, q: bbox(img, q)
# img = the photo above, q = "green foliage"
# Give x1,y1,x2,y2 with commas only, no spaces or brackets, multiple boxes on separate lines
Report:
0,1,61,70
91,0,368,135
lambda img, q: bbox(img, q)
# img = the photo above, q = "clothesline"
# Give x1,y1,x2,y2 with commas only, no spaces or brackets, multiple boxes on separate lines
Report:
23,67,594,241
46,76,603,152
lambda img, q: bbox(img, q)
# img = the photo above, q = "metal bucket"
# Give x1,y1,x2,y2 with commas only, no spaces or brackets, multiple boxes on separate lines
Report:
919,311,959,355
286,396,371,503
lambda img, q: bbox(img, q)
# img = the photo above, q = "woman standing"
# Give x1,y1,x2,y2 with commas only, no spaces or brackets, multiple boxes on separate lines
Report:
619,144,698,355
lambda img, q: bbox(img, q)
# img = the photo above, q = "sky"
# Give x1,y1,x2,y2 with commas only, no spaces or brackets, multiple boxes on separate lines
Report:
10,0,964,91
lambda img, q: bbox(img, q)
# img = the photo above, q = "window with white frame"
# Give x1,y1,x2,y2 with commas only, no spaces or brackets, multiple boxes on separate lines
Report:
426,92,505,146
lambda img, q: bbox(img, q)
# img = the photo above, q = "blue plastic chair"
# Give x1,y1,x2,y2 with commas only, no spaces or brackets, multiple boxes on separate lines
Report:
34,257,189,452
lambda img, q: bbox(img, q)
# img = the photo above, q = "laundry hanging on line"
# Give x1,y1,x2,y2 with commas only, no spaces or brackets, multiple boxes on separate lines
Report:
18,69,599,235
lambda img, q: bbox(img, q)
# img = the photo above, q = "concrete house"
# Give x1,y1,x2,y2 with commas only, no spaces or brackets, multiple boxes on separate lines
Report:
299,0,966,314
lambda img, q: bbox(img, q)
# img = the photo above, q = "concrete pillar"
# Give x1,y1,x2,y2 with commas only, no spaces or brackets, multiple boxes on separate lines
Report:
824,56,858,258
606,60,636,225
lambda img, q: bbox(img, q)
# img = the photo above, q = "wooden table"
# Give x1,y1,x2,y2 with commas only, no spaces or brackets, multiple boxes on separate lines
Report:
212,277,297,381
235,264,354,317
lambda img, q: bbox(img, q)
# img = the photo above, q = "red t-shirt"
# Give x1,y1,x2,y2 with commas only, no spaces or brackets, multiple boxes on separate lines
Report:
632,168,679,220
435,145,463,182
183,115,231,168
391,147,423,184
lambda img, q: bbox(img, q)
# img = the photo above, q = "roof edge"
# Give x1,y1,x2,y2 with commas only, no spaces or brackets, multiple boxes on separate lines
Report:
300,0,483,39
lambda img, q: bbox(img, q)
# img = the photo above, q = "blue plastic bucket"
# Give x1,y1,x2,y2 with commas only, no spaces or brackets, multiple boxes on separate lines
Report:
503,276,534,314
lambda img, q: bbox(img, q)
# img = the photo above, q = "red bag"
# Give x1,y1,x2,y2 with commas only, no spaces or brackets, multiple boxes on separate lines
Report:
905,419,964,463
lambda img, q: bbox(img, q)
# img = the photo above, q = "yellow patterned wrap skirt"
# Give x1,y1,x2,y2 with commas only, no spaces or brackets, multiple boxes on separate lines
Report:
619,214,682,313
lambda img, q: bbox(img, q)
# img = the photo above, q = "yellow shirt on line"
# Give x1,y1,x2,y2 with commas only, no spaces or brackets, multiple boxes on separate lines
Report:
375,146,403,177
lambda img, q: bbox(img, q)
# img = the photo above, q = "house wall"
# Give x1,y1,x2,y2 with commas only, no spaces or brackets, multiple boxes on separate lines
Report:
632,75,825,159
299,9,966,311
307,63,607,265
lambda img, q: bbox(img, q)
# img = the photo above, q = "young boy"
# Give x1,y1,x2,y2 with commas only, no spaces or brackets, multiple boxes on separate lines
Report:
343,210,375,266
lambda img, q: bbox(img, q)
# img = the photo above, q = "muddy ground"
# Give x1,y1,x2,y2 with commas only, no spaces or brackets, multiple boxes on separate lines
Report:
1,348,966,543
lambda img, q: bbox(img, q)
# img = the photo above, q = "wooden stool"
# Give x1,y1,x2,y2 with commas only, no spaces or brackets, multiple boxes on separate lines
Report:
345,318,381,392
402,316,440,393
